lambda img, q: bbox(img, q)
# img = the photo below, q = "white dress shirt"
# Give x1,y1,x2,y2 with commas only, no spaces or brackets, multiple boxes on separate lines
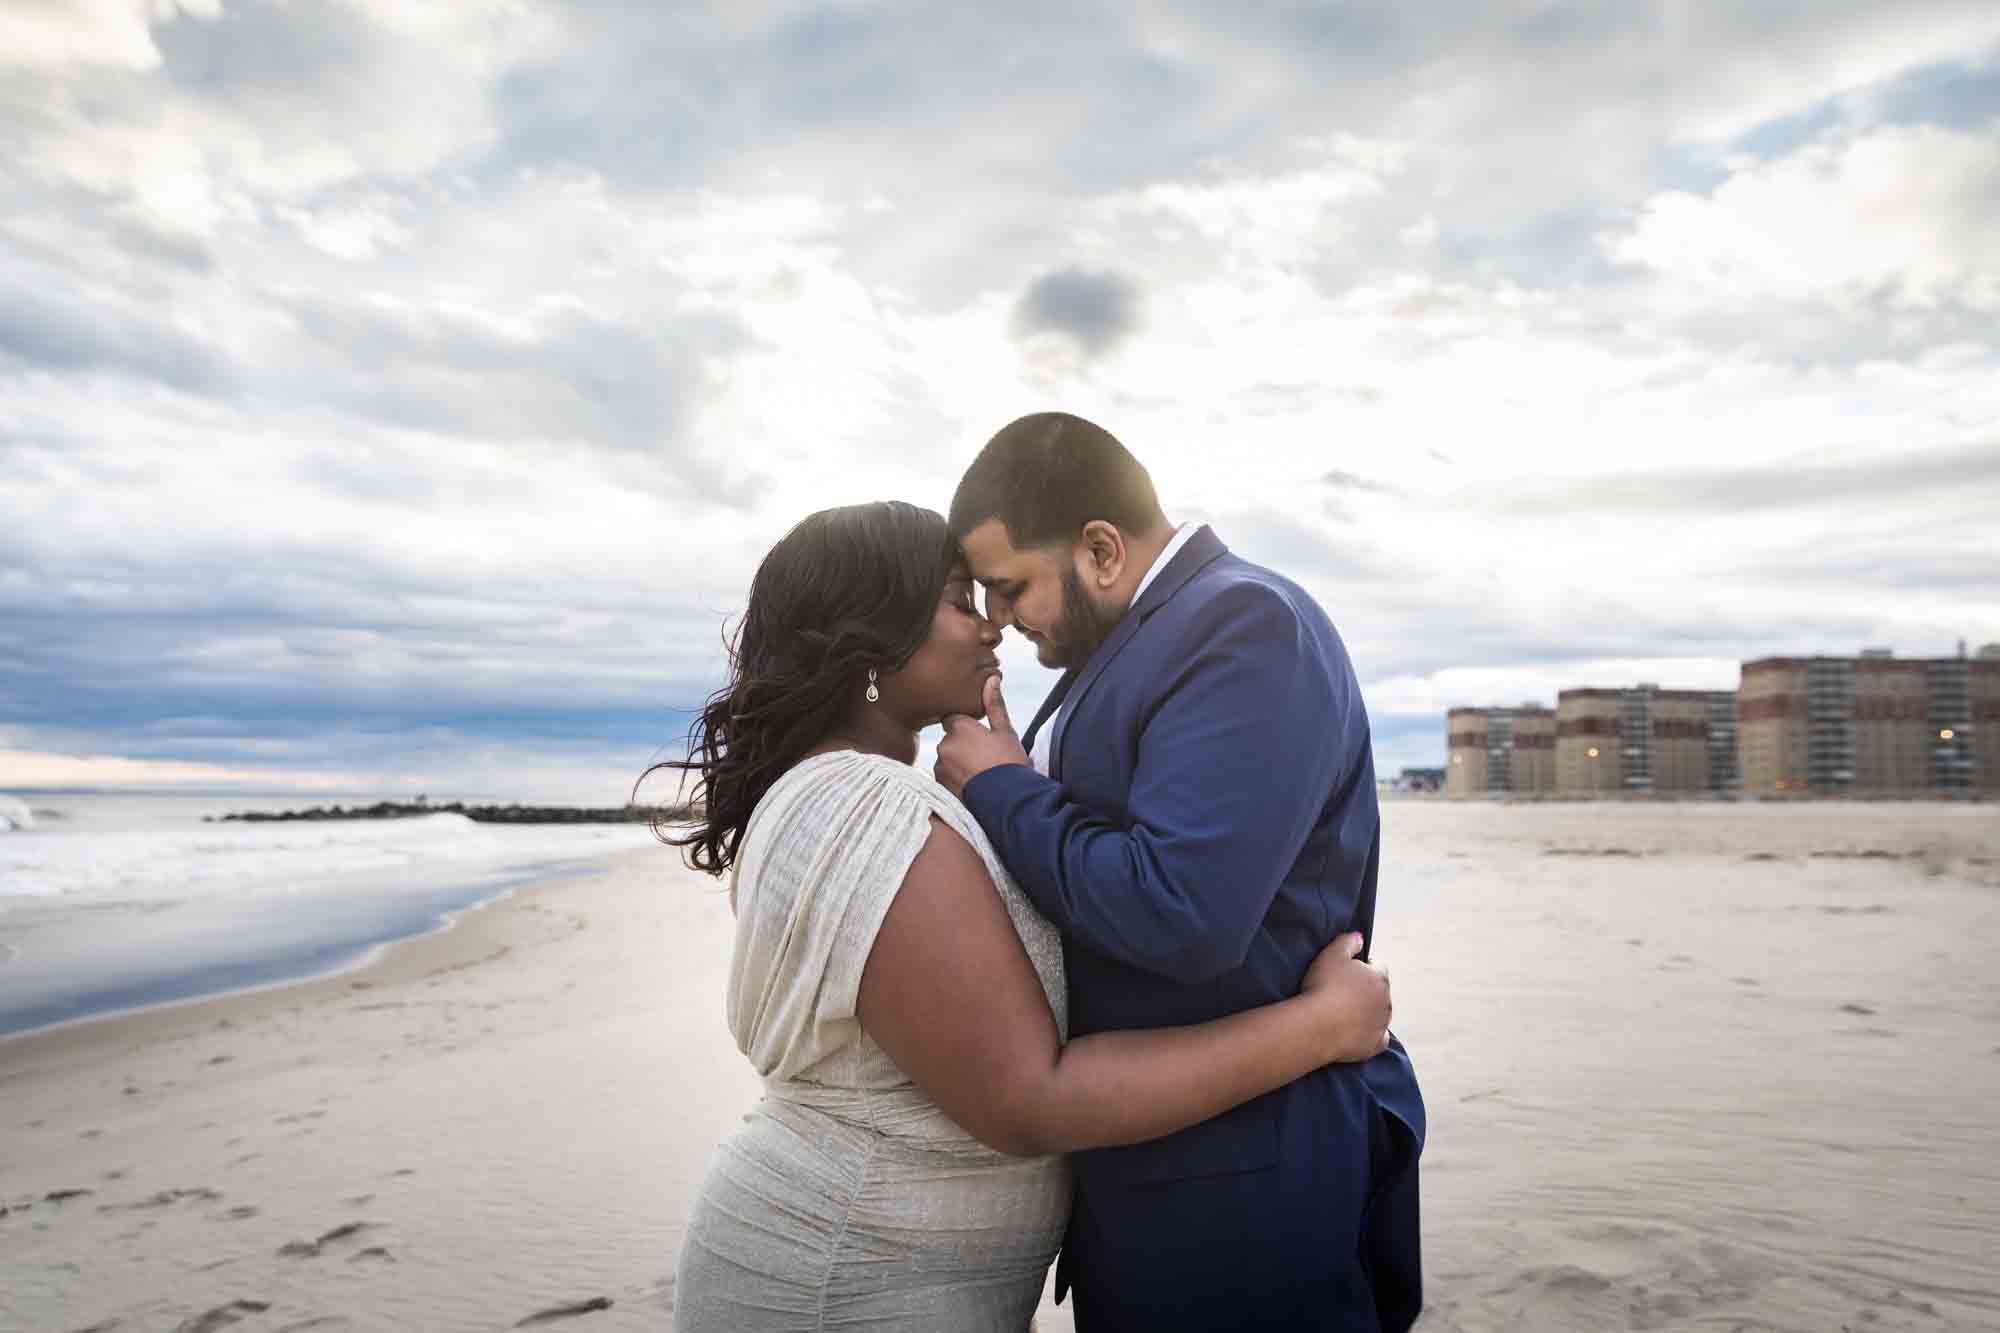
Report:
1030,522,1199,777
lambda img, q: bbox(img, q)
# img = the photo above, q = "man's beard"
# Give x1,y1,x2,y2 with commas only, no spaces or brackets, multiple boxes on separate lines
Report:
1043,563,1122,669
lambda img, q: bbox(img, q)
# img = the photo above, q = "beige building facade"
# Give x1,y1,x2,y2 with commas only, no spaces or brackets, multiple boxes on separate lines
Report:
1554,690,1622,794
1445,708,1490,799
1976,648,2000,792
1738,650,2000,796
1446,705,1555,798
1512,709,1556,793
1554,686,1738,796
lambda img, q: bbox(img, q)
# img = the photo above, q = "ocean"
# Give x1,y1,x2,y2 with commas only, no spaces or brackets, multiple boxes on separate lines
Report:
0,790,661,1038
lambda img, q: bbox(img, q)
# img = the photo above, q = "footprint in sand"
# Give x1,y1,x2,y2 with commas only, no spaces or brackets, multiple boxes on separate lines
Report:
278,1221,379,1259
172,1301,271,1333
514,1297,614,1326
100,1188,222,1212
348,1246,395,1264
1839,1003,1877,1016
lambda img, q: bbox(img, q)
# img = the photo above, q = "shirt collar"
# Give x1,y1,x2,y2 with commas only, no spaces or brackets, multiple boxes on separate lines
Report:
1128,521,1199,608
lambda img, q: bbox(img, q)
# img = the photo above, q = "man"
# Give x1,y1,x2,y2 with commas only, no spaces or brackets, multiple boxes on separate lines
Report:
934,412,1424,1331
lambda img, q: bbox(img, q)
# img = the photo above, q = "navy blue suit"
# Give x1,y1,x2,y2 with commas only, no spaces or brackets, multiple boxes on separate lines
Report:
961,526,1424,1331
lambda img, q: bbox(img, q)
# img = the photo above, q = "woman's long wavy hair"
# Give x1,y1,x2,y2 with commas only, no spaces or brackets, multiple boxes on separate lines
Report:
643,501,959,875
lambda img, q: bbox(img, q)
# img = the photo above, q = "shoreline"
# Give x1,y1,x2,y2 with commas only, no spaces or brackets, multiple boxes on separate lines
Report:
1,872,539,1049
0,832,644,1040
0,855,610,1070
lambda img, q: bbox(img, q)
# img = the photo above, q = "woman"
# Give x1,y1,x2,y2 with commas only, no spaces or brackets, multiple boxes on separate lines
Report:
658,501,1391,1330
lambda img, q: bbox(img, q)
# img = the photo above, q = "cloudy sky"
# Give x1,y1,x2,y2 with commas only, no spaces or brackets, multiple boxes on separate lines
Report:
4,1,1999,800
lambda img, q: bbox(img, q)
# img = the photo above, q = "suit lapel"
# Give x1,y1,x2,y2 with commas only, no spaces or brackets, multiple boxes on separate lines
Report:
1052,525,1228,780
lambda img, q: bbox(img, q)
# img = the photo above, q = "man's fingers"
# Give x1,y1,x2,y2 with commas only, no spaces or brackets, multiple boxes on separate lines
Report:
1339,931,1364,959
983,675,1015,738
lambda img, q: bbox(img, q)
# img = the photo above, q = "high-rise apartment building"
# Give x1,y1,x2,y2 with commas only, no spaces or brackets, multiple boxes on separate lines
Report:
1740,648,2000,796
1554,685,1738,796
1445,705,1555,798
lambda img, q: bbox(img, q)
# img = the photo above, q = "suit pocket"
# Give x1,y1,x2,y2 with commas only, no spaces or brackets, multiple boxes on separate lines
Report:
1083,1093,1279,1188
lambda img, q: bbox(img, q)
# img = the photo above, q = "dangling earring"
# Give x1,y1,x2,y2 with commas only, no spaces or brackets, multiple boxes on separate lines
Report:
865,668,880,703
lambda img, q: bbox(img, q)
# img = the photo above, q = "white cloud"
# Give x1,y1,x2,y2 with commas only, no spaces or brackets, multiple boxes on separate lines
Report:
1612,123,2000,311
0,0,219,72
0,747,363,790
275,199,412,261
1368,659,1747,719
1656,8,2000,146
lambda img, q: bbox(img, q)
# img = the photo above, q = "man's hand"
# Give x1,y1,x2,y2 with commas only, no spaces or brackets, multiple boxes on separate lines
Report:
935,675,1031,799
1300,932,1393,1063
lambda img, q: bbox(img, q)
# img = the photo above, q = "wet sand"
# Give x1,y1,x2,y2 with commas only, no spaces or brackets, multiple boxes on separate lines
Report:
2,802,1996,1330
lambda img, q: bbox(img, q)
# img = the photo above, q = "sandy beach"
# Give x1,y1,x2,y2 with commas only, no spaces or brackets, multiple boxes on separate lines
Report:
3,800,1996,1331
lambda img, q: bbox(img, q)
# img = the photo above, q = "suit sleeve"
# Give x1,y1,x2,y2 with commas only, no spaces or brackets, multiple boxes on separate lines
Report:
961,583,1353,983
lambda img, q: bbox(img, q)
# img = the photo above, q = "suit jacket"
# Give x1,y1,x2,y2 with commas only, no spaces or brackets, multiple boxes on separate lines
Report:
961,525,1425,1331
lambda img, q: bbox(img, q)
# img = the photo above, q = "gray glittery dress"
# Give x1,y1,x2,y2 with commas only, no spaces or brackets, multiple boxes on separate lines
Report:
674,751,1071,1331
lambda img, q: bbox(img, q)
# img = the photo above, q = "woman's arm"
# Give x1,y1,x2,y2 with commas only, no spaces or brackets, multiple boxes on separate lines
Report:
856,817,1391,1157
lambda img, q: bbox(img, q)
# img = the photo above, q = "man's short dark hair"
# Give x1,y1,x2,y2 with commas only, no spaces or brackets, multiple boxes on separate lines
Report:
949,412,1167,549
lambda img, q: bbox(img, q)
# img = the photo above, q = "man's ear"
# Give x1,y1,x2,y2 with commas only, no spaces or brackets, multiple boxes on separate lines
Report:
1077,520,1127,589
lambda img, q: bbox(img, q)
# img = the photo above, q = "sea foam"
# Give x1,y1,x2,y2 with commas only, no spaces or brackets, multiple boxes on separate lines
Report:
0,811,657,903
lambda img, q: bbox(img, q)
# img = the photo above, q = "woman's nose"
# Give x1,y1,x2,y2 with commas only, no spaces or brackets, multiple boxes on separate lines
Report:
978,614,1002,646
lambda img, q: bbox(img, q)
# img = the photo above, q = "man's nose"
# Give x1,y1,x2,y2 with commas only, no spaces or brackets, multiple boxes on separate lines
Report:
977,614,1002,647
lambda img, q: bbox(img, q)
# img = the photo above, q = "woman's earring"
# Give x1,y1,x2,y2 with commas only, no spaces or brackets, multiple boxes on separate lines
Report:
865,668,880,703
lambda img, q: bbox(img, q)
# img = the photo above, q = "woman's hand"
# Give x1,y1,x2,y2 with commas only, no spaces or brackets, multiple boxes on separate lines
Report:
1300,932,1392,1063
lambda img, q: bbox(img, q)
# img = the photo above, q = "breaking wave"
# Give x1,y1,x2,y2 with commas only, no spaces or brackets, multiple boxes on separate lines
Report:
0,811,655,902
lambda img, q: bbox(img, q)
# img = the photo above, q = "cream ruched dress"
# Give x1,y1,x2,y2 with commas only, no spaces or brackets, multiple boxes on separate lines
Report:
673,751,1071,1331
